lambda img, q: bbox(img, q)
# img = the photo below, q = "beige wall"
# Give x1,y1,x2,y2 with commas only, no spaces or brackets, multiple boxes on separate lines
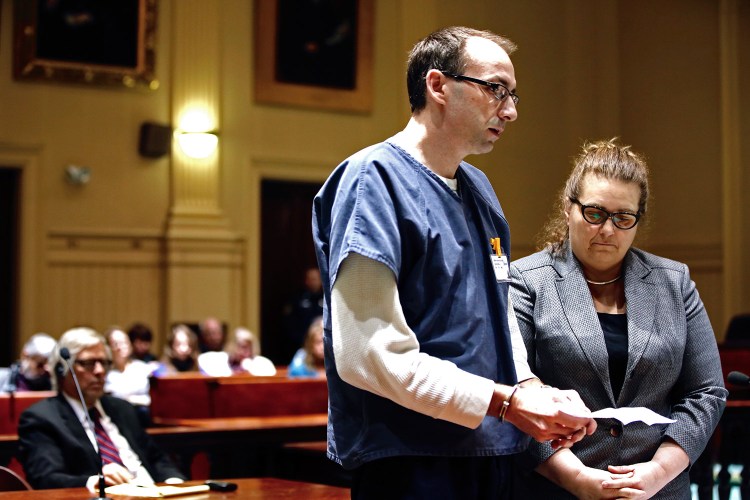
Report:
0,0,747,354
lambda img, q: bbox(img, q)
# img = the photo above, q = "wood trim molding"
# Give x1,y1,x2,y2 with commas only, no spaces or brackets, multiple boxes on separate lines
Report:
720,0,742,321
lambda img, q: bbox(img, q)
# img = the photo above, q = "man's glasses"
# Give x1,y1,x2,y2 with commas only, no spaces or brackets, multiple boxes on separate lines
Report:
570,198,641,230
442,72,519,105
74,359,112,371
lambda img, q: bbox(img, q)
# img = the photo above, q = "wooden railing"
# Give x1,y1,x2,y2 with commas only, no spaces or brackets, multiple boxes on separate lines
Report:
148,371,328,422
0,392,56,435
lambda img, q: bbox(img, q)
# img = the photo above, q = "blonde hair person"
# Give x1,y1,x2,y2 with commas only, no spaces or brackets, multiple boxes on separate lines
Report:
228,327,276,376
198,327,277,377
287,317,324,378
510,139,727,499
104,326,155,408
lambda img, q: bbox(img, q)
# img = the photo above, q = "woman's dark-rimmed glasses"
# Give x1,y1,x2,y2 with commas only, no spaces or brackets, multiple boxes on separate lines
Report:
569,198,641,230
442,72,519,105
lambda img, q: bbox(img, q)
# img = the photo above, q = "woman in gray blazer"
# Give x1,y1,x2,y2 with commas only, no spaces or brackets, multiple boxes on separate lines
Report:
510,139,727,499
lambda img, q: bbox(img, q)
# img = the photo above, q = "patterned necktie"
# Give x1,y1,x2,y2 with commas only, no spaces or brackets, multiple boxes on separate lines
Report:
88,407,124,466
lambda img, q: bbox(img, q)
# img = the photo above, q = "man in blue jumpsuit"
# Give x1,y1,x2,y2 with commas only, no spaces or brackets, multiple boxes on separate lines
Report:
312,26,597,499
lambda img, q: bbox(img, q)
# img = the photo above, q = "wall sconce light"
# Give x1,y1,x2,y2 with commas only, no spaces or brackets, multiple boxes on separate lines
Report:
176,131,219,159
175,109,219,159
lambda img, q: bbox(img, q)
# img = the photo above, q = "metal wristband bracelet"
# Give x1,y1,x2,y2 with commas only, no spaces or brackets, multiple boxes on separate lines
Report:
498,384,519,422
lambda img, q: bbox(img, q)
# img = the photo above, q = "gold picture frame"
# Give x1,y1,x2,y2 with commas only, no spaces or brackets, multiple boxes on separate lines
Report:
254,0,374,113
13,0,158,90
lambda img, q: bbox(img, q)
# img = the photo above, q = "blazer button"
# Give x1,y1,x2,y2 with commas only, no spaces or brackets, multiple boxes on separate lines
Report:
609,425,622,438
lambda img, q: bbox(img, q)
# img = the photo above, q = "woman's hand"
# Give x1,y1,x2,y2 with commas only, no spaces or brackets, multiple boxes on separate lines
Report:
601,440,690,498
567,466,637,500
601,461,668,499
535,449,641,500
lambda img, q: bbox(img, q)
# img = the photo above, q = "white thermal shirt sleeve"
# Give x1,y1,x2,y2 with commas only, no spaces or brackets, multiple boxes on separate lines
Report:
331,252,496,429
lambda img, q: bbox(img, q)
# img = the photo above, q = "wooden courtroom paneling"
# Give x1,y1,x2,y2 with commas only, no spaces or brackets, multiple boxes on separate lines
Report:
148,372,322,421
212,377,327,417
149,373,218,419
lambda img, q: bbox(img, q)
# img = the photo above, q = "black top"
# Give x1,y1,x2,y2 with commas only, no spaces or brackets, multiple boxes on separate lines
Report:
598,312,628,401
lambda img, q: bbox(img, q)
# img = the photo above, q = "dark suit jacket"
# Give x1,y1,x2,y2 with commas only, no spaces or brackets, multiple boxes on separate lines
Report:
510,245,727,499
18,394,185,489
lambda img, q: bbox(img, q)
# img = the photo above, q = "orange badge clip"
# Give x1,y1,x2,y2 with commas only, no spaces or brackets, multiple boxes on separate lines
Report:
490,237,502,257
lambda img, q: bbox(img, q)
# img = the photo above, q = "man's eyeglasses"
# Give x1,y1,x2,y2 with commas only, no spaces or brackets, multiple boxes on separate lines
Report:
442,72,519,105
570,198,641,230
74,359,112,371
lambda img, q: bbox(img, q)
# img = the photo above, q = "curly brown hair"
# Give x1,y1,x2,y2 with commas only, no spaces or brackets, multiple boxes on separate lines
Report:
537,138,650,254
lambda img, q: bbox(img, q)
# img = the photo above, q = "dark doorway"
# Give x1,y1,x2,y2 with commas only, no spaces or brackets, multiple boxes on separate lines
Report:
0,168,21,365
260,179,323,365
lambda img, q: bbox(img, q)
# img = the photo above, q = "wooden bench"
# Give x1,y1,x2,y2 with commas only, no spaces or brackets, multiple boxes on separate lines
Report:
149,372,326,421
0,414,330,482
212,377,327,417
0,391,56,435
149,373,219,419
149,373,329,480
3,378,331,481
0,391,56,478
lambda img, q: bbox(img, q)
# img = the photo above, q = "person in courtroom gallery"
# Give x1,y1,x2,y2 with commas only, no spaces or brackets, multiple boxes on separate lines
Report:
152,324,200,376
281,266,324,362
509,139,727,499
0,332,57,392
197,316,226,353
104,326,157,423
227,327,276,376
313,26,596,499
198,326,277,377
287,316,325,378
17,327,186,490
127,322,158,364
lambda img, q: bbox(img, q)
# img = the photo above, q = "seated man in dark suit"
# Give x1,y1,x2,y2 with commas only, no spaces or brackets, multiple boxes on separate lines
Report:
18,327,186,490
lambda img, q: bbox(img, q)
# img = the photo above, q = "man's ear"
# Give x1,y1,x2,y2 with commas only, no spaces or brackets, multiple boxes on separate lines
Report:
425,69,448,106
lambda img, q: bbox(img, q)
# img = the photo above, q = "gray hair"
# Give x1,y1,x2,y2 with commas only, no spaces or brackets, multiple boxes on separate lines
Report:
22,333,57,358
50,327,110,391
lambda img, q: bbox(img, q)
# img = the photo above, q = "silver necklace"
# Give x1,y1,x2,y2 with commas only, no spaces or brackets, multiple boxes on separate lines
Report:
585,275,622,285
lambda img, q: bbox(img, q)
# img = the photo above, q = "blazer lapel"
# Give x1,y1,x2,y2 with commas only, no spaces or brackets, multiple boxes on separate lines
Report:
55,395,100,464
553,250,615,404
622,251,657,399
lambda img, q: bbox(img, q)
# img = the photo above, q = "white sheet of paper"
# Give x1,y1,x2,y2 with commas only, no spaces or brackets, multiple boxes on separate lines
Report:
104,483,210,498
591,407,675,425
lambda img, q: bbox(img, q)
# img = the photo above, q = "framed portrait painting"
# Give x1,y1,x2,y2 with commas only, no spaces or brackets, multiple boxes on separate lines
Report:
13,0,158,89
254,0,374,113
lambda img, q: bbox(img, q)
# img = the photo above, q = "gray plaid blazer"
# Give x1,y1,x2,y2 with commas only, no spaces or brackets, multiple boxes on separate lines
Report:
510,244,727,499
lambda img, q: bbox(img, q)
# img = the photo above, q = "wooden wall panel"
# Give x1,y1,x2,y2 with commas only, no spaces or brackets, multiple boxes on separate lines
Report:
42,231,165,344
